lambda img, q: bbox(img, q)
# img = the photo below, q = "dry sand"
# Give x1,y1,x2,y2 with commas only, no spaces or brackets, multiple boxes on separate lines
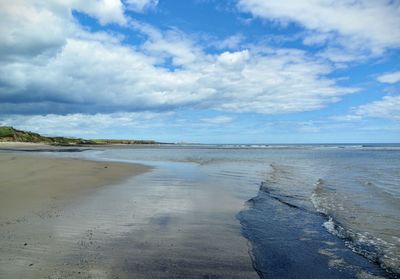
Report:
0,152,149,223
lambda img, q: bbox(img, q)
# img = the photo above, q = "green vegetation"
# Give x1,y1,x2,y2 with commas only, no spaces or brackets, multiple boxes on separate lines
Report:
0,126,92,145
0,126,158,145
0,126,15,138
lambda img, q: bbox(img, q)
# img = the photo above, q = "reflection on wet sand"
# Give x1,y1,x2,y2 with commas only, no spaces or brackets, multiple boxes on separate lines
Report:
0,156,257,278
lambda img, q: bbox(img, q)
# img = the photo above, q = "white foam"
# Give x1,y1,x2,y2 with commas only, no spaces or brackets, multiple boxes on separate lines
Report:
323,218,337,235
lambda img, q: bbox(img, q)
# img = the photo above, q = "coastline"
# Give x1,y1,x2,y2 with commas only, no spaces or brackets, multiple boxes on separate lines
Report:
0,151,150,224
1,144,398,278
0,147,258,278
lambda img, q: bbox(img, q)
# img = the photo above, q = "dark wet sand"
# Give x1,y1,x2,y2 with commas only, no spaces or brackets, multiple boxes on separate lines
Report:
0,152,258,278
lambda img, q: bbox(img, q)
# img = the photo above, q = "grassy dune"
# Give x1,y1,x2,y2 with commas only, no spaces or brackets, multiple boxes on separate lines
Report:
0,126,157,145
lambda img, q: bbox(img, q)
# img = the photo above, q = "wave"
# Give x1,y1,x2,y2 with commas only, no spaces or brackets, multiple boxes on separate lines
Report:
311,179,400,277
240,179,392,278
258,182,308,211
362,181,400,208
321,217,400,278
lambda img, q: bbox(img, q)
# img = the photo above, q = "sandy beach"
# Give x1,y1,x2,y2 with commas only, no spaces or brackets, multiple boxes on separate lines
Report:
0,151,150,224
0,148,258,278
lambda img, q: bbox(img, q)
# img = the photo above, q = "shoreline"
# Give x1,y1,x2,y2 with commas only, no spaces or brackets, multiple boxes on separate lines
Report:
0,148,258,278
0,151,150,224
239,186,392,278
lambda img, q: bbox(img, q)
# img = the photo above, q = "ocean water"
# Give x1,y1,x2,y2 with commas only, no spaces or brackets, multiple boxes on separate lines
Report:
49,144,400,278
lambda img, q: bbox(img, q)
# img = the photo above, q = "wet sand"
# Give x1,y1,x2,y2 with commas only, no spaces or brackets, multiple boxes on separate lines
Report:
0,151,258,278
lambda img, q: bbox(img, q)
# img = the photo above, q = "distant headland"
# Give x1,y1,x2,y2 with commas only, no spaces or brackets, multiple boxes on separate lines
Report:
0,126,158,145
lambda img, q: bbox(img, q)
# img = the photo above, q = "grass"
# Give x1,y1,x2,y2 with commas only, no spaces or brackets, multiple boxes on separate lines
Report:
0,127,14,137
0,126,158,145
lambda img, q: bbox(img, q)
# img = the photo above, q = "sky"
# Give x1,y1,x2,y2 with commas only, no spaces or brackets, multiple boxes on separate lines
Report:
0,0,399,143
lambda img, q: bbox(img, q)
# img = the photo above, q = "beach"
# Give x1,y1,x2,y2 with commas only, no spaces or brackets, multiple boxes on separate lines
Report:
0,146,258,278
0,151,149,223
2,0,398,277
0,144,398,278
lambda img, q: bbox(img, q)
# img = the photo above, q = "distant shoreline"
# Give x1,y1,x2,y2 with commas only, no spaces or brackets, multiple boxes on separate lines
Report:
0,141,169,152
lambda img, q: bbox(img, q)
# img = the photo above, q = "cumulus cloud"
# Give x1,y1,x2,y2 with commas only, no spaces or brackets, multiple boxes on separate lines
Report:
73,0,159,24
217,50,249,65
73,0,127,25
0,0,131,61
237,0,400,54
0,0,358,118
377,71,400,84
0,1,70,60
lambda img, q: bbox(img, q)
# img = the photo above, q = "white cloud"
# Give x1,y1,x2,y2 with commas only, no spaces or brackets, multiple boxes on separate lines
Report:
209,48,357,113
0,0,131,62
130,20,202,66
0,112,173,138
212,34,244,50
302,32,332,46
377,71,400,84
73,0,127,25
0,1,70,59
0,0,358,117
217,50,249,65
335,95,400,121
72,0,159,24
201,116,234,125
354,95,400,120
237,0,400,53
318,46,369,63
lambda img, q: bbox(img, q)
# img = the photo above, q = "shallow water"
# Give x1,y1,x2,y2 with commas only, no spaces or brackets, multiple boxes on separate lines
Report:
81,145,400,277
1,144,399,278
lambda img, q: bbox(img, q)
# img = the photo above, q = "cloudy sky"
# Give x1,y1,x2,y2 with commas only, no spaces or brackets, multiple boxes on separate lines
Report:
0,0,399,143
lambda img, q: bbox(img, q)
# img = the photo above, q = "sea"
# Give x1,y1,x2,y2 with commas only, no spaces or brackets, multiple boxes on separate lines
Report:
46,143,400,278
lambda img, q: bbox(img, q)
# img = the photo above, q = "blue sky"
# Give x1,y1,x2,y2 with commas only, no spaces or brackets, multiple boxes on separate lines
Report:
0,0,399,143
